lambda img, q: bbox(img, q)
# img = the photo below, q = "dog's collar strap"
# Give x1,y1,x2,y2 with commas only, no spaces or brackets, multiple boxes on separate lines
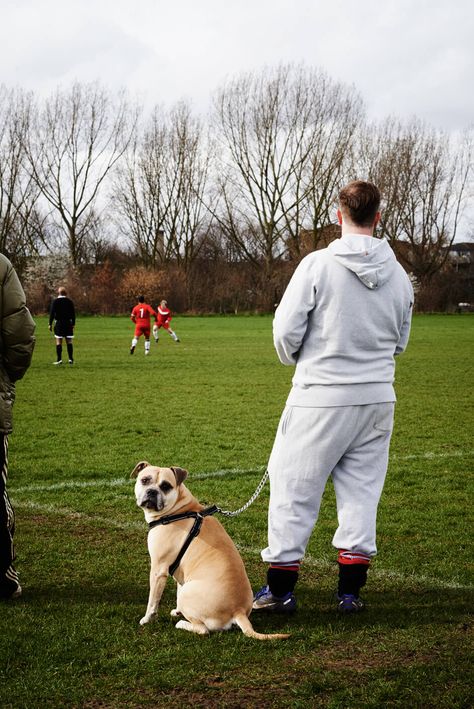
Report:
147,505,219,576
148,505,219,528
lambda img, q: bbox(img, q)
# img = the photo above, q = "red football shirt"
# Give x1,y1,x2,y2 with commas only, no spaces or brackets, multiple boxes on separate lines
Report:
157,304,171,324
131,303,157,324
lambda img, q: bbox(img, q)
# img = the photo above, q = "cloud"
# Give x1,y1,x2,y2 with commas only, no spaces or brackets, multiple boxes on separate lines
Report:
1,0,152,95
1,0,473,130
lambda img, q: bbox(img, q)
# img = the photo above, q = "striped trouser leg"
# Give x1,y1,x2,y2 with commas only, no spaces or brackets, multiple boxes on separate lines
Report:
0,434,19,597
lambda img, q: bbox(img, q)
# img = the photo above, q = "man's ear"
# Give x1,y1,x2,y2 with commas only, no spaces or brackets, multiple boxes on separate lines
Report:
130,461,150,479
170,466,188,486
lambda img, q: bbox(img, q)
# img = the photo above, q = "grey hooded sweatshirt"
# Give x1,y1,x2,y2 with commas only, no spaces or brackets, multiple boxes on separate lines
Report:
273,234,413,407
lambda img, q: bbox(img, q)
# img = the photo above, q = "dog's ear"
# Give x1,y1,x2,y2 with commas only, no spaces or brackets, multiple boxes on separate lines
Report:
130,461,150,479
170,466,188,486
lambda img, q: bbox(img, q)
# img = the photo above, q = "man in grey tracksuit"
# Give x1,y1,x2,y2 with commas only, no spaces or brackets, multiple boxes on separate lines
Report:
253,180,413,614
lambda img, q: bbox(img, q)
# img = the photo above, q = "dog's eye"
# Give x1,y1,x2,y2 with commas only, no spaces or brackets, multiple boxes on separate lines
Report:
141,476,152,485
159,481,173,493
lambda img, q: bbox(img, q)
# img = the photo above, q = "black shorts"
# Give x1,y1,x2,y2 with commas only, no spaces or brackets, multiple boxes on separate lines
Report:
54,321,74,338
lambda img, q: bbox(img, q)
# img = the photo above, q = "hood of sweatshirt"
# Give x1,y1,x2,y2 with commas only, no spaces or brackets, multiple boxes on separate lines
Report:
327,235,397,289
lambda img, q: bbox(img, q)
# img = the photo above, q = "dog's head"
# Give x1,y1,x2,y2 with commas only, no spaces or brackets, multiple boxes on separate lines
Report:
131,461,188,516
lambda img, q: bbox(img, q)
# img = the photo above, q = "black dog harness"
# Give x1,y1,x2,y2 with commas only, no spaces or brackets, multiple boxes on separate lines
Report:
148,505,219,576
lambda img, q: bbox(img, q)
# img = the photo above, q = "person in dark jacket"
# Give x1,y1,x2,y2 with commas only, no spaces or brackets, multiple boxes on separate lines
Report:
0,253,35,600
49,286,75,365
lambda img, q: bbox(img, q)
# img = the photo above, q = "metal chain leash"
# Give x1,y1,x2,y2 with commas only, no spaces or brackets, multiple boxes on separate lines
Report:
216,468,269,517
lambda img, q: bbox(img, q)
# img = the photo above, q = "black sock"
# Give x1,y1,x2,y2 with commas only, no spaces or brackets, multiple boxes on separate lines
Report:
67,343,73,361
267,567,299,597
56,344,62,361
338,563,369,597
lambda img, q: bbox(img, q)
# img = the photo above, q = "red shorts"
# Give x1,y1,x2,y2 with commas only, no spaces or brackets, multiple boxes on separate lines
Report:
134,323,151,338
155,319,171,330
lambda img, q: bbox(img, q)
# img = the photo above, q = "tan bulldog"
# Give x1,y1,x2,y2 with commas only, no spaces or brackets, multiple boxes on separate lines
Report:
132,461,289,640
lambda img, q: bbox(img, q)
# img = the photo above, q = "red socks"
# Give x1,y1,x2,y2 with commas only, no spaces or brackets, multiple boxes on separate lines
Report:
267,561,300,597
266,551,371,598
338,549,371,596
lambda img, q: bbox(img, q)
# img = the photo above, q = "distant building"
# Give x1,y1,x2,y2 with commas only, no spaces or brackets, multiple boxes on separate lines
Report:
447,242,474,308
287,224,340,260
290,226,414,273
447,242,474,273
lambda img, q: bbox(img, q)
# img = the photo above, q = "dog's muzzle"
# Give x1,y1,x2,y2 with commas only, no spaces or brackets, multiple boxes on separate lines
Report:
140,488,164,511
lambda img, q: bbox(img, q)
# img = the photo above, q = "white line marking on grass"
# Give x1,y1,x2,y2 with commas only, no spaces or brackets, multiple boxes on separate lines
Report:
295,553,473,592
10,468,266,494
9,450,474,495
13,477,134,494
12,500,473,592
12,499,144,532
390,450,474,461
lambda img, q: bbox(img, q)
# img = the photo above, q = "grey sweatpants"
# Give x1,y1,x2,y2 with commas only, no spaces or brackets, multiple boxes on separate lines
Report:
261,402,395,564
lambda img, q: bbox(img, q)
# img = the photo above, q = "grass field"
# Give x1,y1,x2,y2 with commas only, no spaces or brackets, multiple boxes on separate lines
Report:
1,313,473,708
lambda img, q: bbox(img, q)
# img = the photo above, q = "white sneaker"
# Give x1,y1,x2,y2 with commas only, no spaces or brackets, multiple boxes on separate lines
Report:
53,360,63,365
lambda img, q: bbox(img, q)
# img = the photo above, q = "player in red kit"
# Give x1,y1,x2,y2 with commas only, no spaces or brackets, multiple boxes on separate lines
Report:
130,296,157,355
153,299,180,343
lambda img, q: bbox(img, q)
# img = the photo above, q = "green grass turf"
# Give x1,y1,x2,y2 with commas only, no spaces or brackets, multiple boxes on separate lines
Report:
1,314,473,708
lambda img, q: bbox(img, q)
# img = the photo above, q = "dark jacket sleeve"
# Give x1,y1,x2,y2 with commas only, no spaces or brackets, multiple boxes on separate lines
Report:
1,258,36,382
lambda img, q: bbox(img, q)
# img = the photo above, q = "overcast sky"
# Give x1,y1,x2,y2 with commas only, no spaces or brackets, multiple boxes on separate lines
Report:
1,0,473,131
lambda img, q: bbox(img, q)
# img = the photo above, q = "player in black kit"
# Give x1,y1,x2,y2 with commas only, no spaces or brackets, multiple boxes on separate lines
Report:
49,287,76,365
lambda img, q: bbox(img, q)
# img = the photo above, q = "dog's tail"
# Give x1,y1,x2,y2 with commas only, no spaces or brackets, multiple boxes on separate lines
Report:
234,613,290,641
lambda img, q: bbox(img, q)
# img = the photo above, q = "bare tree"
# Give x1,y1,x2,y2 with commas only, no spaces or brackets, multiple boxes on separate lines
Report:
113,108,169,267
302,81,363,252
363,118,473,283
25,82,137,267
113,101,212,273
0,86,46,273
163,102,213,273
212,64,364,274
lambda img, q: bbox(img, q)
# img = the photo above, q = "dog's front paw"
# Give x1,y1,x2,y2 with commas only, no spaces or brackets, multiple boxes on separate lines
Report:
139,613,154,626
